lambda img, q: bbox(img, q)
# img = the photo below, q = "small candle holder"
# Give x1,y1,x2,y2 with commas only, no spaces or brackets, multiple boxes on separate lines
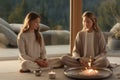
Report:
33,69,42,76
48,71,56,79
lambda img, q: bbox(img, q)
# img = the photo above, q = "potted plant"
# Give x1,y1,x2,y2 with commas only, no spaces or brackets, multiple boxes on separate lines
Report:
112,29,120,39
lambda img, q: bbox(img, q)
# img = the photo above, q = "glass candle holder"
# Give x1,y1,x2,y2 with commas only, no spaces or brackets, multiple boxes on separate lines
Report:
33,69,42,76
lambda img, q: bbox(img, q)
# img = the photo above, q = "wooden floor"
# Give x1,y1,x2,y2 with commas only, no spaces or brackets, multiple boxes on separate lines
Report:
0,59,120,80
0,45,120,80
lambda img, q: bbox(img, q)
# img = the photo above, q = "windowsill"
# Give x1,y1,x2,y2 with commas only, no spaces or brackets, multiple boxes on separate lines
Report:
0,45,70,61
0,44,120,61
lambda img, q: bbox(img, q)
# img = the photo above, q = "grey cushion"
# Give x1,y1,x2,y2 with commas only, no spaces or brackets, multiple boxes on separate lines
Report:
0,24,17,47
10,23,50,33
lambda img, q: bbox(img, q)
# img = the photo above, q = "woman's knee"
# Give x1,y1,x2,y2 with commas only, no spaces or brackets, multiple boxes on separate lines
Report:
21,60,32,68
93,59,110,68
61,55,70,62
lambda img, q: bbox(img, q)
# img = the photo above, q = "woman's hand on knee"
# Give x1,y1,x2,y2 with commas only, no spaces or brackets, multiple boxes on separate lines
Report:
35,59,48,67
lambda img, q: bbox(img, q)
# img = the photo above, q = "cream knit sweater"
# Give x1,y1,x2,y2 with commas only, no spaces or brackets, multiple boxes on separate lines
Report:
17,31,46,61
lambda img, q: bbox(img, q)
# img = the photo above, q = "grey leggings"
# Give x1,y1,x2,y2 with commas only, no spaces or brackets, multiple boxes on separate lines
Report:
61,55,110,68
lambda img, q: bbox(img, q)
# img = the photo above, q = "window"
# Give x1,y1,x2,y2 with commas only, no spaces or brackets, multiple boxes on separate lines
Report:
0,0,70,59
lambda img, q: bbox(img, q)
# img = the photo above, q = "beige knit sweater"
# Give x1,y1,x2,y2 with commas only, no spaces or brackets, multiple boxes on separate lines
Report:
17,31,46,61
72,31,107,60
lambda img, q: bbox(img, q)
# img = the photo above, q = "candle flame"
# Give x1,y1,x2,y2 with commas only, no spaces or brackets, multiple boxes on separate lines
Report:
88,62,91,67
87,56,92,68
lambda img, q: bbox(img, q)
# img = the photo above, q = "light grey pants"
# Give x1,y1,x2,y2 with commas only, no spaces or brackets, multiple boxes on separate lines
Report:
20,57,63,72
61,55,110,68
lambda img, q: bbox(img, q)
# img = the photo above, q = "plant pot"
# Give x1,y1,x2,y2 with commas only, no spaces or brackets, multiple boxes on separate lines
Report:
108,37,120,50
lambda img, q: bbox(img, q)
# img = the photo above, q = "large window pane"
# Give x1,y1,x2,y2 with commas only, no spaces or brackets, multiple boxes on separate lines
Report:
0,0,70,59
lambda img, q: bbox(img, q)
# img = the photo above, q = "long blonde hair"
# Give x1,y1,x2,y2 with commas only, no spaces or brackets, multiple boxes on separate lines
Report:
20,12,42,45
82,11,100,32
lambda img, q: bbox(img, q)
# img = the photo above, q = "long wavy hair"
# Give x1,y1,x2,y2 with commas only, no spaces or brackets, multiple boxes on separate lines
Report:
82,11,100,32
20,12,42,46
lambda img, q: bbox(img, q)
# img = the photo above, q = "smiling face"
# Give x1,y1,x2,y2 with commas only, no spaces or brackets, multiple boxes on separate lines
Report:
29,17,40,31
82,16,93,32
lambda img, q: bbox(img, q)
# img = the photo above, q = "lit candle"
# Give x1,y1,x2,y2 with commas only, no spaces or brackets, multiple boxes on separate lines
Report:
48,71,56,79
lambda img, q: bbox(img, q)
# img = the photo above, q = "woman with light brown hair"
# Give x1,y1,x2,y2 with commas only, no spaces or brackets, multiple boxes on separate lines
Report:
61,11,110,68
17,12,63,73
17,12,48,73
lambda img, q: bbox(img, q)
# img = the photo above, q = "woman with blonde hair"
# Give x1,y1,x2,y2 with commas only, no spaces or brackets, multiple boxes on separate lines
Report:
61,11,110,68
